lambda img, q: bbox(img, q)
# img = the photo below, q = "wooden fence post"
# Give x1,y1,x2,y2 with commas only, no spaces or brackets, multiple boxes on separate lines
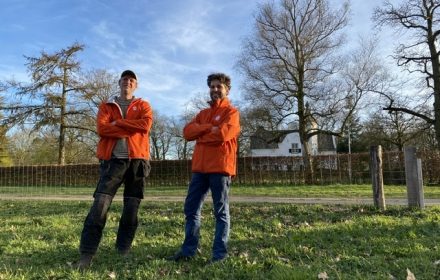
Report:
370,145,386,210
404,146,425,209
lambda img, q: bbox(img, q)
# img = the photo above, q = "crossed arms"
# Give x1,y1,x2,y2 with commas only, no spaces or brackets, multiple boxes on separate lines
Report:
97,102,153,138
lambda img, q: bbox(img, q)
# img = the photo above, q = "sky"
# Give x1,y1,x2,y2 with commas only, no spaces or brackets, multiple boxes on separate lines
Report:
0,0,398,118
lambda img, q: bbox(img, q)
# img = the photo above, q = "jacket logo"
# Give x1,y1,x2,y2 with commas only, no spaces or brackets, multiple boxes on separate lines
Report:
132,106,138,111
215,115,220,121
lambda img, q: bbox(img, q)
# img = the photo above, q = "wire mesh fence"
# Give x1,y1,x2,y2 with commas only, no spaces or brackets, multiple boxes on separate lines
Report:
1,150,440,197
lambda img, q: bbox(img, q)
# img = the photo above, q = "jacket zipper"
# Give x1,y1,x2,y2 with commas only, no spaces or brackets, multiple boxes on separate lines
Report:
111,98,136,160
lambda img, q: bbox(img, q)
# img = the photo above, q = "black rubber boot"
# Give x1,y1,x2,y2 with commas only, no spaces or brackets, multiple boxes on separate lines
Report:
115,197,141,255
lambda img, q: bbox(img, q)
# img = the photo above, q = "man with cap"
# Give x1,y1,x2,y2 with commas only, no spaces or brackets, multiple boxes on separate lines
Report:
75,70,153,270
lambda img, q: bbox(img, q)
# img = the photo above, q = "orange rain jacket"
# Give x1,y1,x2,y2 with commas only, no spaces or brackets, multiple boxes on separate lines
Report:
96,97,153,160
183,98,240,176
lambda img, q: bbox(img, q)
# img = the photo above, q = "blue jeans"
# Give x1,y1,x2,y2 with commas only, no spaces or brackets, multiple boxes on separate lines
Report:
180,173,231,260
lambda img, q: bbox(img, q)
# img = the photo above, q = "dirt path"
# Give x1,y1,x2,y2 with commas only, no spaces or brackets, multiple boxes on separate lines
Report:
1,194,439,205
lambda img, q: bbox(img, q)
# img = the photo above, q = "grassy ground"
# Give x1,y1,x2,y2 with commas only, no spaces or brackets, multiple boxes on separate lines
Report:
1,200,440,279
2,184,440,198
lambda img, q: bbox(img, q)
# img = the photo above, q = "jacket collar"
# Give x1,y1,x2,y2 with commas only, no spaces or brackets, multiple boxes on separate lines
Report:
208,97,230,108
106,95,139,104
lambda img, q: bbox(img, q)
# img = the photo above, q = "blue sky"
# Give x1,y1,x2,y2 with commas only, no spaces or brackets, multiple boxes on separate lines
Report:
0,0,395,117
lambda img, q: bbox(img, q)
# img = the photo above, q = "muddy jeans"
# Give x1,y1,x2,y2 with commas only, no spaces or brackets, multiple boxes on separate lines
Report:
79,159,150,255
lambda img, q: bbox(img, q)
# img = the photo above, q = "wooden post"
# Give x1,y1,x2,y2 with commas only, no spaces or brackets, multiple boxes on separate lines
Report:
370,145,386,210
404,146,425,209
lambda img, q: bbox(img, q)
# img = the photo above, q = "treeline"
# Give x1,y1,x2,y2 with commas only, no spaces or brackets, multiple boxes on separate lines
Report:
1,0,440,168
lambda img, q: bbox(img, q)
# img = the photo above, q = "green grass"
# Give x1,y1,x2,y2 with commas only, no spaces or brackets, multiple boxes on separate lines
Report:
2,184,440,198
231,184,440,198
1,200,440,279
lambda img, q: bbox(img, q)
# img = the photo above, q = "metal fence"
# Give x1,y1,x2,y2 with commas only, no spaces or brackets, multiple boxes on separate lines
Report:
1,151,440,189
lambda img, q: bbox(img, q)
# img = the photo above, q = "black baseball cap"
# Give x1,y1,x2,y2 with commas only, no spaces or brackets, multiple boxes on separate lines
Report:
120,70,137,80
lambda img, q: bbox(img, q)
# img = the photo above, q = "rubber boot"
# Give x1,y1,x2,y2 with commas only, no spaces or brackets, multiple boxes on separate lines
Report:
115,197,141,255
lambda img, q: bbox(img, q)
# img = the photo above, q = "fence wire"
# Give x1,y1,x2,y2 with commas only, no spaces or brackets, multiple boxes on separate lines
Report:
1,151,439,197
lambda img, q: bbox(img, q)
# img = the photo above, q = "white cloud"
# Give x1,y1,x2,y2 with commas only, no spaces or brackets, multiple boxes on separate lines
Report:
91,21,126,60
157,19,219,54
152,1,234,55
7,0,390,118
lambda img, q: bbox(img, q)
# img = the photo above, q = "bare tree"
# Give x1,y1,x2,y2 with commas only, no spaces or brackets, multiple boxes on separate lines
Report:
6,127,34,165
150,112,173,160
185,92,211,113
238,105,281,156
237,0,352,181
81,69,120,111
361,109,427,151
6,127,58,165
76,69,120,155
169,114,194,160
6,125,95,165
170,93,210,160
374,0,440,148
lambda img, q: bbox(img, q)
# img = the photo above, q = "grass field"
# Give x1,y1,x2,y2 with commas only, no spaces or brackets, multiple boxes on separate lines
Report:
1,184,440,199
1,200,440,279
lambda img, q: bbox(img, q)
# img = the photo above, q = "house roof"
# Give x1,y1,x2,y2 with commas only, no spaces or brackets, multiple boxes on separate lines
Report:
250,127,296,149
250,127,336,151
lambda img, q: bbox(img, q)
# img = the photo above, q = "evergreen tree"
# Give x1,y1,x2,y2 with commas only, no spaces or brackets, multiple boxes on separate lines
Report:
1,44,118,165
1,43,89,165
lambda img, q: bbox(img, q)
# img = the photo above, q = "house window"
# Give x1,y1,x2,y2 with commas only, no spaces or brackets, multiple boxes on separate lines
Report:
289,143,301,154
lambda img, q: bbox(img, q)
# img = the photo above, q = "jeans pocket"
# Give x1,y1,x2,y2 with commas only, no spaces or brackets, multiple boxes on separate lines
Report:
227,176,231,188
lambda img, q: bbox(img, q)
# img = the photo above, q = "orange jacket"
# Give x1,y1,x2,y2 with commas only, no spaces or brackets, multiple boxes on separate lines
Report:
96,97,153,160
183,98,240,176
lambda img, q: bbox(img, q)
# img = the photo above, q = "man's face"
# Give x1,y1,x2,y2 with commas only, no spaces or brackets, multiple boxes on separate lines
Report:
209,79,229,101
119,76,137,95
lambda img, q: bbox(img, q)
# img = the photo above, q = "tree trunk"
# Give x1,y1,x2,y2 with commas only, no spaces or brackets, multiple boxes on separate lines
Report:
58,124,65,165
427,20,440,148
301,140,314,184
58,80,67,165
434,100,440,149
182,140,188,160
432,73,440,148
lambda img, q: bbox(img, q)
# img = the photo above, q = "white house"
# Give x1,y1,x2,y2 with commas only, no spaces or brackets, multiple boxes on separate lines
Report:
249,127,337,157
